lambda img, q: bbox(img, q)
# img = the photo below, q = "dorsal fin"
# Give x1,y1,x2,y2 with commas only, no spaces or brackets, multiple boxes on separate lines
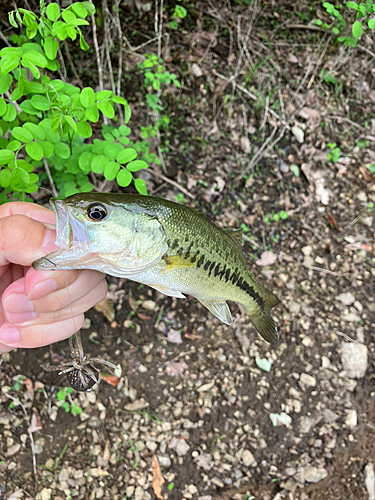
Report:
224,228,243,247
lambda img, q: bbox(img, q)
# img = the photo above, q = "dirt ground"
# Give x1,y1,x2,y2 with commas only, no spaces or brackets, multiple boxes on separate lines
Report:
1,1,375,499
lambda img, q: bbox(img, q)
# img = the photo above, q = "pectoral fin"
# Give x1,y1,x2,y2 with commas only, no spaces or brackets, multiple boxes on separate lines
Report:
149,284,186,298
163,254,196,272
198,298,233,325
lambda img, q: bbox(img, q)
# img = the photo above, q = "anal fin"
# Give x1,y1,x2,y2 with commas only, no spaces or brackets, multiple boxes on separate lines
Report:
149,284,186,298
198,298,233,325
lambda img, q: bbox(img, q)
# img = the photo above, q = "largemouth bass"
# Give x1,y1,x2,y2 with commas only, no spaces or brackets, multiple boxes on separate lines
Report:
33,193,280,342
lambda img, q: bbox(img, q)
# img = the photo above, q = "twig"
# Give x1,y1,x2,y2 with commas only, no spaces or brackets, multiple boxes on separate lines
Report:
56,46,67,81
90,1,103,93
149,170,195,199
285,23,323,32
357,44,375,60
43,158,58,198
102,0,116,94
0,30,11,47
114,0,124,105
6,394,38,495
336,331,357,343
63,40,83,88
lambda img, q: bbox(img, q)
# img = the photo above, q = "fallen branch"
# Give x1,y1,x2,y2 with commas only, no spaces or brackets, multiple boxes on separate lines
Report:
149,170,195,199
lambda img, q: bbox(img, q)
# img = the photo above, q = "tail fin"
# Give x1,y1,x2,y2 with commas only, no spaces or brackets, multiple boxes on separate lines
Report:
246,289,280,343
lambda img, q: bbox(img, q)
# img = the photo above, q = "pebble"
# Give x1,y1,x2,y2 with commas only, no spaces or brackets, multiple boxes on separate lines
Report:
336,292,355,305
5,444,21,457
124,399,149,411
174,439,190,456
126,486,135,497
301,245,313,256
342,312,361,322
303,465,328,483
242,449,257,467
240,136,251,154
211,477,224,488
191,63,203,77
138,364,148,373
365,462,375,500
292,124,304,143
146,440,157,452
289,301,301,314
39,488,52,500
134,486,144,500
341,342,368,378
88,417,102,428
198,381,215,393
142,300,157,311
345,410,357,427
300,373,316,387
158,455,172,468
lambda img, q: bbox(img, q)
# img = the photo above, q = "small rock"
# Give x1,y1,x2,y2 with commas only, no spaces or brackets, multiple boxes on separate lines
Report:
124,399,149,411
134,486,144,500
292,125,304,143
242,449,257,467
361,216,373,227
191,63,203,77
174,439,190,456
342,312,361,322
211,477,224,488
158,455,172,468
336,292,355,305
126,486,135,497
323,409,339,423
300,373,316,387
197,381,215,393
138,364,148,373
365,462,375,500
88,416,102,428
301,245,313,256
5,444,21,457
198,497,213,500
142,300,157,311
289,301,301,314
357,191,368,202
299,416,316,433
341,342,368,378
269,412,292,427
345,410,357,427
240,136,251,154
146,441,157,452
303,466,328,483
82,317,91,329
39,488,52,500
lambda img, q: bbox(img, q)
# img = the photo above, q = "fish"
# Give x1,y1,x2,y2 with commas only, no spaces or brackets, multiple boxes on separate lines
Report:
32,193,280,342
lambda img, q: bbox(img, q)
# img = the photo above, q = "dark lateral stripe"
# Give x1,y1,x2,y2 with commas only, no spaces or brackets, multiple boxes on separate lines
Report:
185,243,193,260
204,259,211,271
208,261,215,277
196,255,205,268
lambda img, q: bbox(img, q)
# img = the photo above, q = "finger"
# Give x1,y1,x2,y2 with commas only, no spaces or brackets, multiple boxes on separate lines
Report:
0,315,85,349
0,201,56,226
0,215,57,267
4,280,108,326
3,270,107,315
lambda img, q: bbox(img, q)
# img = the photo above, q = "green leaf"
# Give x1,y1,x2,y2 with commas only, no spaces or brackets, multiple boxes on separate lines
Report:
51,113,62,133
10,168,29,191
54,142,71,159
71,2,88,17
92,139,105,154
18,74,32,95
41,141,54,158
0,98,6,117
80,87,95,107
43,37,59,60
368,19,375,29
12,126,33,143
79,151,93,171
116,148,137,164
119,125,131,136
346,1,358,8
21,59,40,79
7,140,21,151
3,104,17,122
0,150,15,164
85,104,99,122
91,155,109,173
352,20,363,37
116,168,132,187
31,95,50,111
98,101,114,119
79,34,89,51
134,178,147,195
0,168,11,187
25,142,44,161
0,56,20,74
96,90,112,101
111,95,128,105
0,47,22,58
152,80,161,91
76,121,92,138
124,104,131,124
23,122,46,141
22,51,48,68
50,79,65,91
61,10,76,23
104,161,119,180
126,160,148,172
11,86,23,101
0,73,12,94
46,3,60,21
8,11,18,28
63,115,77,132
20,100,40,115
81,1,95,15
104,143,123,160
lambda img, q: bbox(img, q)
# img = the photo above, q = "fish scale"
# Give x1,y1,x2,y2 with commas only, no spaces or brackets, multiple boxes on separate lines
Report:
33,193,280,343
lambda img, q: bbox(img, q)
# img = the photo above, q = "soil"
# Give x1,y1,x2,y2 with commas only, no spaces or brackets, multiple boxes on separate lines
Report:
1,1,375,500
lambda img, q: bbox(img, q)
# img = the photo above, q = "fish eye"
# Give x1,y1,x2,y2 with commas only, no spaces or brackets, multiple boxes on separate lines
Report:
87,203,108,221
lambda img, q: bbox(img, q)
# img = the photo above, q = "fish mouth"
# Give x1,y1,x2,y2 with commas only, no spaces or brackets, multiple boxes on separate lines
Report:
51,198,90,250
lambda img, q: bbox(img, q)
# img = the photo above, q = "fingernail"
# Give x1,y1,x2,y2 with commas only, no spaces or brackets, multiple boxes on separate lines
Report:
4,293,34,313
0,325,21,345
5,311,36,325
42,228,57,253
27,279,58,301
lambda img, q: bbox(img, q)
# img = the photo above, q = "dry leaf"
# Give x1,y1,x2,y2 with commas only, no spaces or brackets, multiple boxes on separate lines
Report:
136,312,151,321
28,409,42,434
327,212,342,231
94,298,115,322
184,332,203,341
100,374,121,387
256,251,278,267
22,377,34,401
8,490,24,500
152,455,165,499
359,166,375,182
164,360,187,376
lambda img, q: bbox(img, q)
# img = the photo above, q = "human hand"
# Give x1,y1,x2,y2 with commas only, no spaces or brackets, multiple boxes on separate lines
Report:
0,202,108,354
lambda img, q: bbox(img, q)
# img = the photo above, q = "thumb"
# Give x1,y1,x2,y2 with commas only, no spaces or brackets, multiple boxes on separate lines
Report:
0,214,57,267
